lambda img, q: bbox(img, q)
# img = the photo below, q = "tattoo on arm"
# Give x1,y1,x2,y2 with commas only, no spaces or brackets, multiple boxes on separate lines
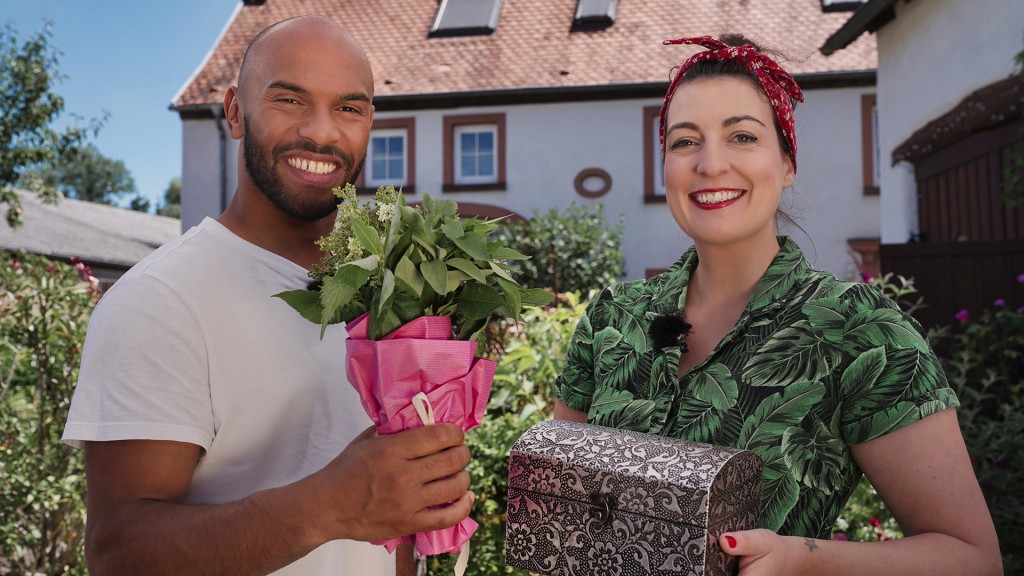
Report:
804,538,819,552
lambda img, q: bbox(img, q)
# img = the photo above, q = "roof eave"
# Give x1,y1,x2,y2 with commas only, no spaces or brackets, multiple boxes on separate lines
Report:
365,71,878,111
820,0,899,56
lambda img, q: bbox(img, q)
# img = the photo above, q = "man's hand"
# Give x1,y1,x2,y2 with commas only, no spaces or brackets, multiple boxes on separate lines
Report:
312,423,474,543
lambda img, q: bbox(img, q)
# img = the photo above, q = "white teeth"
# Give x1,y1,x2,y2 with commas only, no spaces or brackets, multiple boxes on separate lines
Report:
694,190,742,204
287,158,337,175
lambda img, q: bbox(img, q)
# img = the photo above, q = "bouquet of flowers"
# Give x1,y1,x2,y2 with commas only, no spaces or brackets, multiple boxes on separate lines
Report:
275,184,552,567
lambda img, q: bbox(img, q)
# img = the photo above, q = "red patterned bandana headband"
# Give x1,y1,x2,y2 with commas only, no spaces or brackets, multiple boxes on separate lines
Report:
659,36,805,171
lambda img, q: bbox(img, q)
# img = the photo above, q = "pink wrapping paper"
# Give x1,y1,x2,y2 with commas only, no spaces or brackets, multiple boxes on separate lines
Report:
344,312,495,556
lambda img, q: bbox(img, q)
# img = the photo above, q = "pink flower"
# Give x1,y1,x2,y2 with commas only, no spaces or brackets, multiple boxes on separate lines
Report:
955,309,969,323
869,517,881,528
1018,273,1024,283
994,299,1005,307
834,534,848,541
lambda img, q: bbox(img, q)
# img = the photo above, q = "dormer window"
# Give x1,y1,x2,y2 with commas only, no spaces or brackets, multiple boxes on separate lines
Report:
573,0,618,27
430,0,504,37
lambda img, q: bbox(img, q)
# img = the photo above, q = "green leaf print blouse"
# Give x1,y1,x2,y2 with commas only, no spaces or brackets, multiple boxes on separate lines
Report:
555,237,959,538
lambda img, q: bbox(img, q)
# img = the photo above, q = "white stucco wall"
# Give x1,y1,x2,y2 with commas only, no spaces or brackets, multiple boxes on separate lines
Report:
876,0,1024,243
180,86,878,281
181,112,238,232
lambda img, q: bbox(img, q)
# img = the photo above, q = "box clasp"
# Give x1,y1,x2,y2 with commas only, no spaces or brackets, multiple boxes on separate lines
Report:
589,492,617,529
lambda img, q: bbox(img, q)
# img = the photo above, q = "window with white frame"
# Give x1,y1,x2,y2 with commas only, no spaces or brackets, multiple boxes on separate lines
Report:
454,124,498,185
643,105,666,202
357,117,415,193
653,114,666,195
366,128,407,188
443,113,505,192
861,94,880,195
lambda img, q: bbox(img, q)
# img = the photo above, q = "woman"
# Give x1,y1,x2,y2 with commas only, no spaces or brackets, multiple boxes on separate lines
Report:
554,35,1001,575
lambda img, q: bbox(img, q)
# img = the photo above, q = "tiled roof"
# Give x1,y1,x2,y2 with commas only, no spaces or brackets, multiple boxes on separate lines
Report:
173,0,877,110
0,190,181,268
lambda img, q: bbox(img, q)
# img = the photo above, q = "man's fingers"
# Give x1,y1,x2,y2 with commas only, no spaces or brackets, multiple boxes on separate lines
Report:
409,490,476,533
418,469,471,508
389,423,466,459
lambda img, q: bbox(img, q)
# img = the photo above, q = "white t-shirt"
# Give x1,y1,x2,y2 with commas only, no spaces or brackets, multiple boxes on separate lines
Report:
64,218,394,575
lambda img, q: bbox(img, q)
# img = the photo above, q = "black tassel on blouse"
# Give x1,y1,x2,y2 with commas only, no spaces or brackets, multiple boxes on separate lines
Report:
649,313,691,352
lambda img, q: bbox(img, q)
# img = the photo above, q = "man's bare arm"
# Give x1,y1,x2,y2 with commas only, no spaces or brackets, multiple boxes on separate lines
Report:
84,424,472,576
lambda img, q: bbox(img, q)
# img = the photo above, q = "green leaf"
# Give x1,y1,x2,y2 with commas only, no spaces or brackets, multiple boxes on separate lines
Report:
782,419,847,494
738,380,825,450
447,257,487,283
420,259,449,296
590,387,634,416
273,289,327,325
750,249,801,308
842,402,919,443
521,288,555,306
369,269,396,339
441,217,465,239
845,309,930,353
350,219,382,255
446,269,473,293
758,447,800,531
491,246,530,261
382,192,404,257
451,231,489,261
673,399,723,443
488,261,515,283
593,326,638,386
839,346,887,409
348,254,379,271
743,321,842,387
391,276,426,323
458,282,505,323
495,275,522,321
319,263,373,334
394,255,425,297
689,364,739,411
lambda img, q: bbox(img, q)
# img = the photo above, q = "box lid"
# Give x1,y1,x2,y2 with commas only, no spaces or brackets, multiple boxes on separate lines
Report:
509,419,762,527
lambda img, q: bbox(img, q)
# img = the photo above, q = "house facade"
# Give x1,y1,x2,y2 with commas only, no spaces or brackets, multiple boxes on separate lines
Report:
174,0,879,281
823,0,1024,326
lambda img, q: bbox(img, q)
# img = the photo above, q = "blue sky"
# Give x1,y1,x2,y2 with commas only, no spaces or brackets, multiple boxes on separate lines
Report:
4,1,241,212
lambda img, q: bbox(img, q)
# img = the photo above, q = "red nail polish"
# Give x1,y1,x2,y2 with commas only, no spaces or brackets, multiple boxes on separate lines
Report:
724,535,737,548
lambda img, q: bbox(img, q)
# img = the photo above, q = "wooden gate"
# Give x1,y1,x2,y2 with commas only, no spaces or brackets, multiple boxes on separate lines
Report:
882,118,1024,328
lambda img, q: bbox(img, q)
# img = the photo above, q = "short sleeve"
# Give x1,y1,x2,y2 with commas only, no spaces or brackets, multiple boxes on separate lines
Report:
838,285,960,445
62,273,214,450
553,296,602,413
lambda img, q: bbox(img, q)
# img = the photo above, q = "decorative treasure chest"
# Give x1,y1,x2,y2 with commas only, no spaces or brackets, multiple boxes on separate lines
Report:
506,419,763,576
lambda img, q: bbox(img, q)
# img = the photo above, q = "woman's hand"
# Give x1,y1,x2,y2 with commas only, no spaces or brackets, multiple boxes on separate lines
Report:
719,529,811,576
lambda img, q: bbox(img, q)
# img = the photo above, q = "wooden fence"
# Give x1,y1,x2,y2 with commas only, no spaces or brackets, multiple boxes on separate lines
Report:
880,241,1024,329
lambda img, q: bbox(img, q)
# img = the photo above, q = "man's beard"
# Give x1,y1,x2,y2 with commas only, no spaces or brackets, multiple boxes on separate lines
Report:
242,117,364,222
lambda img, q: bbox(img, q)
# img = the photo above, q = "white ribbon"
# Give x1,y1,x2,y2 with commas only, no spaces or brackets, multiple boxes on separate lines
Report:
409,392,471,576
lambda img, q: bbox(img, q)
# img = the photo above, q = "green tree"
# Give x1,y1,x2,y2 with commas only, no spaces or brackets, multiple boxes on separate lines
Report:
19,143,136,205
157,177,181,218
0,21,99,227
129,193,151,213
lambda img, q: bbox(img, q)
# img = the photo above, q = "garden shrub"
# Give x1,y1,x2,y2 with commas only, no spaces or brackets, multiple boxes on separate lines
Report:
847,273,1024,570
494,203,624,295
930,298,1024,572
428,294,589,575
1,251,98,575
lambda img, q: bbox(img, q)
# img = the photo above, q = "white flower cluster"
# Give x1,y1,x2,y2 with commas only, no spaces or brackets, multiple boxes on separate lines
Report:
376,203,395,223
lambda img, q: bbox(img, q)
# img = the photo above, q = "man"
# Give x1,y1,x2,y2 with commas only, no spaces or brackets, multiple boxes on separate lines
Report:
62,16,472,575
